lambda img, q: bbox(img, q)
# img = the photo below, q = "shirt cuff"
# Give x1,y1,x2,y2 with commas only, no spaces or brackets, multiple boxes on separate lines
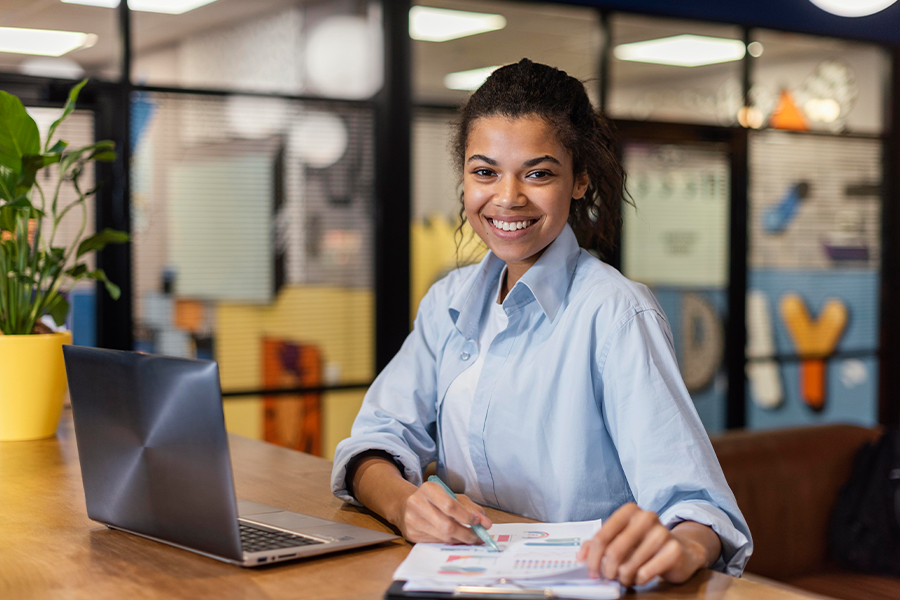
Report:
331,442,426,506
658,501,752,577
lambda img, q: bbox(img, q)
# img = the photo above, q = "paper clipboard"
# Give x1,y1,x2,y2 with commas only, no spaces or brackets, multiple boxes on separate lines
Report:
385,580,568,599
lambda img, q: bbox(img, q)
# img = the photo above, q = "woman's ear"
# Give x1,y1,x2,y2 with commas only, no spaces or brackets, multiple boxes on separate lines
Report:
573,172,590,200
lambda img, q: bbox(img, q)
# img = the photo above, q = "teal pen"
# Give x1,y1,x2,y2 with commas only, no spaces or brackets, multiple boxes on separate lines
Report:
427,475,501,552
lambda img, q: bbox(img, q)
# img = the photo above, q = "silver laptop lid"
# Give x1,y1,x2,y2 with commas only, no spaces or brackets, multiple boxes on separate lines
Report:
64,346,243,562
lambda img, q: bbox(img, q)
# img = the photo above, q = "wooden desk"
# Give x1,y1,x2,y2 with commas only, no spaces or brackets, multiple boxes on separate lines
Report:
1,409,825,600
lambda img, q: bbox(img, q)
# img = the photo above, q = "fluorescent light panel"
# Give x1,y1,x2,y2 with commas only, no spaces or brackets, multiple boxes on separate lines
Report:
444,65,500,91
0,27,96,57
62,0,219,15
61,0,118,6
614,34,746,67
410,6,506,42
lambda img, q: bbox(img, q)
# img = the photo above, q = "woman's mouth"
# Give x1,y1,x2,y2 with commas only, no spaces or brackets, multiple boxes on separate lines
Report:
489,218,537,232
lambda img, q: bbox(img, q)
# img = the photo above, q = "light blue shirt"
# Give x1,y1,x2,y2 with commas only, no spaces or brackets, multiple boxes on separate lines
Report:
331,224,752,576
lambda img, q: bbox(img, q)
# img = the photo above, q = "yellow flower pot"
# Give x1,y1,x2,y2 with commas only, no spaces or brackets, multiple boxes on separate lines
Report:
0,332,73,441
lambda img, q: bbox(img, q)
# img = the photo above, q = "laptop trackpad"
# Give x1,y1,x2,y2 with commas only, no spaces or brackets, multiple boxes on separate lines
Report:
238,499,332,529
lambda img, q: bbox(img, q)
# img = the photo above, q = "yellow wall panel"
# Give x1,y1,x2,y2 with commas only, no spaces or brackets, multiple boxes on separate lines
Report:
217,285,374,459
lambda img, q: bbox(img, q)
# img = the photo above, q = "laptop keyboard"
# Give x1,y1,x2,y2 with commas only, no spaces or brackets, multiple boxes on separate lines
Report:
239,522,324,553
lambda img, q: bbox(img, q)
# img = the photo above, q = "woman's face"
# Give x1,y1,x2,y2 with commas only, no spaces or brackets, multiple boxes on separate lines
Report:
463,115,588,275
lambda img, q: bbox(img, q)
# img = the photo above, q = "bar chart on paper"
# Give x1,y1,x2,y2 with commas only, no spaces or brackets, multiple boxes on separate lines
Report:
395,520,604,582
394,519,621,599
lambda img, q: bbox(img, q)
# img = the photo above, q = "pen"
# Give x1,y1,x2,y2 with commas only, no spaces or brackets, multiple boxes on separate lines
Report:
427,475,501,552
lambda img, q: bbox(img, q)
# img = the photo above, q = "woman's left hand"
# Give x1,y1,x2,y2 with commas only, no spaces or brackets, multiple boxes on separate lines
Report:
576,503,721,587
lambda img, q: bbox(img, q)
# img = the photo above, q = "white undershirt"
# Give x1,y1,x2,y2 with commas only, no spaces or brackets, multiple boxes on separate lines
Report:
440,275,508,504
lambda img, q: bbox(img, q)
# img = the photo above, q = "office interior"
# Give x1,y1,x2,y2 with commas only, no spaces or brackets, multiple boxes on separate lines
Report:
4,0,900,596
2,0,898,458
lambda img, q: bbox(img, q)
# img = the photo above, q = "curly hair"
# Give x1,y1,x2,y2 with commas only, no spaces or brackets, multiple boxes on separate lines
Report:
453,58,627,259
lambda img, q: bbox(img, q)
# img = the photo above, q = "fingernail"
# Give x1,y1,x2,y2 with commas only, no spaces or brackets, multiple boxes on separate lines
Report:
602,562,614,579
589,570,599,579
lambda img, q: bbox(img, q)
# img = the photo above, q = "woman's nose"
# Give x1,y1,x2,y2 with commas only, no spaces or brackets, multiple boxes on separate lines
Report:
494,177,526,207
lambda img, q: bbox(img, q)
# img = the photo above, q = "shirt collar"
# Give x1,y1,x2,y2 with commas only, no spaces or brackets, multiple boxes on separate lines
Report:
448,223,581,337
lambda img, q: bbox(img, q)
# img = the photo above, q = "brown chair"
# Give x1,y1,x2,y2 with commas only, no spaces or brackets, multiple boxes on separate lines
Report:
710,424,900,600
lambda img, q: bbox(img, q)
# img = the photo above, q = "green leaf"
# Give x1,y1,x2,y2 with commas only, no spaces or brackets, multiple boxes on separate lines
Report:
3,196,33,211
60,140,116,175
18,153,61,195
88,268,121,300
0,206,16,232
47,140,68,155
15,272,36,286
0,198,32,232
65,263,88,278
45,79,87,153
0,91,40,179
90,150,116,163
0,164,16,202
76,228,129,258
46,294,70,327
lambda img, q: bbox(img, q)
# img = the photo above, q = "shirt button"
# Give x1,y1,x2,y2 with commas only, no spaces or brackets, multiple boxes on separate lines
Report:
460,352,470,361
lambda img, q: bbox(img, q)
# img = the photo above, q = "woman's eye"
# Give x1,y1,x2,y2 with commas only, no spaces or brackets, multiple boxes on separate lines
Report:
528,170,552,179
473,168,494,177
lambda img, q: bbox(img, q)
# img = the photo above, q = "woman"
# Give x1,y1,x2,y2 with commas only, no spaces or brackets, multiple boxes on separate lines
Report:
331,59,751,587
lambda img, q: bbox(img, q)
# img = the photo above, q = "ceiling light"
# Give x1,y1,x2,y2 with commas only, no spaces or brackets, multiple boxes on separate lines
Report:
62,0,219,14
0,27,96,57
614,34,746,67
61,0,118,6
809,0,897,17
444,65,500,91
18,57,86,79
410,6,505,42
747,41,764,57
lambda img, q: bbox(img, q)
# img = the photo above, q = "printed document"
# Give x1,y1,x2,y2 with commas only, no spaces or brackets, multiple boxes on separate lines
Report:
393,520,621,599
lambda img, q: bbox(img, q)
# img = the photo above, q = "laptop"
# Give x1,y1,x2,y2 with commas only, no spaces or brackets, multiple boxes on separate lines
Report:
63,346,398,567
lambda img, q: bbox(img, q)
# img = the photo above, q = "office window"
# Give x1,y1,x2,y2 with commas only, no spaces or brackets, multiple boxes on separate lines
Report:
746,130,881,430
130,92,376,457
748,30,889,135
132,0,383,99
608,15,743,126
412,1,601,106
0,1,121,81
621,141,731,433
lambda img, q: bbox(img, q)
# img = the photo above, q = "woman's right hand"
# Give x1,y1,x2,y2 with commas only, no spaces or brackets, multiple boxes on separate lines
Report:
396,480,492,544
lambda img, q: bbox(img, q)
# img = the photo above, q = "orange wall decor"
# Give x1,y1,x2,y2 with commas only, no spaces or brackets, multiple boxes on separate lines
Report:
262,339,323,455
780,294,848,410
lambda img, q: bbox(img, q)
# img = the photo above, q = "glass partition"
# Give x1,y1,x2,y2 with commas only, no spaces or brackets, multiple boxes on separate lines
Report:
608,14,743,126
130,91,375,457
748,30,889,135
621,140,731,433
746,129,881,429
412,1,602,106
132,0,384,99
0,0,121,81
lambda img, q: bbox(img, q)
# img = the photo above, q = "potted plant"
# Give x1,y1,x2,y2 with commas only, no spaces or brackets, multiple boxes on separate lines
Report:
0,80,128,441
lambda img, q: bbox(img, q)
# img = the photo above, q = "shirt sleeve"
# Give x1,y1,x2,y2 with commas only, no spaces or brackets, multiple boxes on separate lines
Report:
330,287,442,505
597,308,753,577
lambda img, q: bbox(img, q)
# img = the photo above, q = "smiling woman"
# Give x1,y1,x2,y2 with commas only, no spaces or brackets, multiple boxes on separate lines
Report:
462,115,588,299
333,58,752,589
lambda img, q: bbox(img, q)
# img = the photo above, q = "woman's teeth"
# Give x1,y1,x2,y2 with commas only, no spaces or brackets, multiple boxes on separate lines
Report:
490,218,535,232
